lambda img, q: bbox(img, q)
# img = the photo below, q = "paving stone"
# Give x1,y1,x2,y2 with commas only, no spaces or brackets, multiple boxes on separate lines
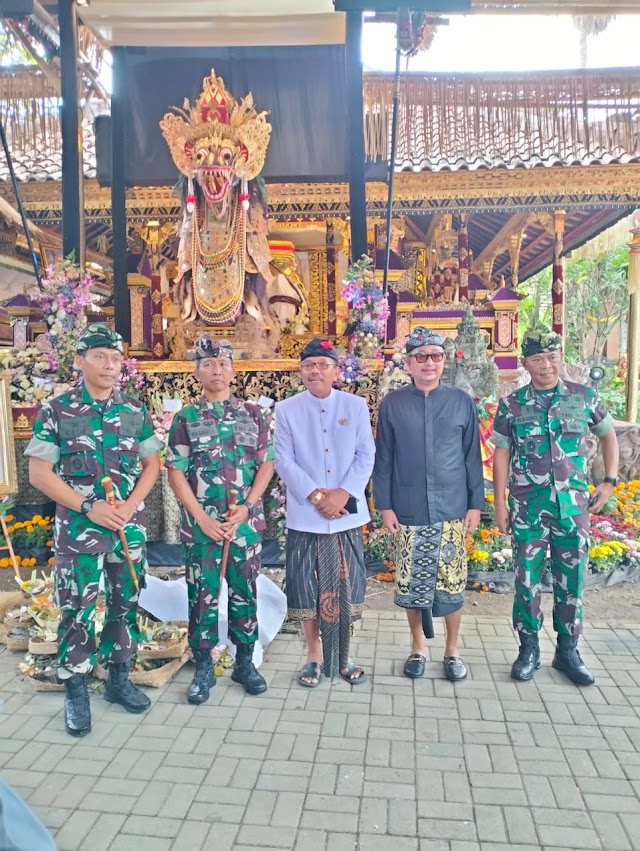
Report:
53,809,99,850
536,824,602,848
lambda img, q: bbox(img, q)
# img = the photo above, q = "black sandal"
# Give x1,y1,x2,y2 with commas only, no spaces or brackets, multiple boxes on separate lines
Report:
403,653,426,678
297,662,322,688
340,661,366,685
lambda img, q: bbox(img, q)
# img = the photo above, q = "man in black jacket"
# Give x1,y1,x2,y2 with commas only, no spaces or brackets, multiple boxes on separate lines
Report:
373,327,484,681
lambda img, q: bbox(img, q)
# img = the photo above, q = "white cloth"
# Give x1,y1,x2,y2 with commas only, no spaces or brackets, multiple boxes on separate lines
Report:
274,388,375,534
139,573,287,668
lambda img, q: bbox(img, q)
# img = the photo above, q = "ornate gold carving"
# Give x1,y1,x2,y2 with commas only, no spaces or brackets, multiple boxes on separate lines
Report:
8,165,640,219
136,358,300,374
307,249,328,335
160,70,271,181
278,334,322,360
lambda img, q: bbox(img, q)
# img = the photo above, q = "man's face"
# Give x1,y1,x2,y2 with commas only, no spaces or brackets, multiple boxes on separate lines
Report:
523,350,562,389
300,356,340,397
405,344,445,388
75,347,122,391
196,355,234,394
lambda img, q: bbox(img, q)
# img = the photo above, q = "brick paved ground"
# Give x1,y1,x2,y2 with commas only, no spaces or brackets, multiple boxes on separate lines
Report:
1,611,639,851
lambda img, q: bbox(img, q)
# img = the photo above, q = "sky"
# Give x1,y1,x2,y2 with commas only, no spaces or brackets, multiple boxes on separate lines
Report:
362,14,640,73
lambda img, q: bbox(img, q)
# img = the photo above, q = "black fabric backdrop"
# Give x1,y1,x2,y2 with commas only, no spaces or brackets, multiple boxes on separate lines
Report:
96,45,348,187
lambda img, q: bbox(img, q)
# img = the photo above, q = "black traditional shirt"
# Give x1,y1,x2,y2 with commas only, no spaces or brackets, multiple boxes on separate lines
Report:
373,382,484,525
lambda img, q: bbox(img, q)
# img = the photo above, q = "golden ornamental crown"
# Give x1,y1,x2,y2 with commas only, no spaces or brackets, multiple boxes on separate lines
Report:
159,69,271,181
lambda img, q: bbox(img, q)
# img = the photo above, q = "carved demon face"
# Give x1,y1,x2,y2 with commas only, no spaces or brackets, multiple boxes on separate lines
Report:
160,70,271,212
187,133,248,205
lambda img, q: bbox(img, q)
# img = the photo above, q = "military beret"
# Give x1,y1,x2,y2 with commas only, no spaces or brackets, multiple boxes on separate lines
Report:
193,335,234,361
76,323,124,354
300,338,339,363
521,330,562,358
405,326,445,353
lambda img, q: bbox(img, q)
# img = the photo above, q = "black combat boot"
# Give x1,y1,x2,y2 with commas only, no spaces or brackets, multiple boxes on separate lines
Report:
187,649,216,705
511,631,541,681
552,634,595,686
104,661,151,713
231,644,267,695
64,674,91,737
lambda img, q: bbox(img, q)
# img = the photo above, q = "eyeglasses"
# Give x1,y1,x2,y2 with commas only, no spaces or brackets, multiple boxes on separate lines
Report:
300,361,333,372
409,352,445,364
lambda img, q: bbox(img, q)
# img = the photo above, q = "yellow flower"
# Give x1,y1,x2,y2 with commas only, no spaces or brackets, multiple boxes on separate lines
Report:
486,493,495,504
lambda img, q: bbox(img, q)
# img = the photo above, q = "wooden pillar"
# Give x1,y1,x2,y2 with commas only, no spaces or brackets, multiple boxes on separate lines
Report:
345,11,367,262
458,214,469,301
58,0,83,262
552,210,566,340
111,46,131,342
625,213,640,423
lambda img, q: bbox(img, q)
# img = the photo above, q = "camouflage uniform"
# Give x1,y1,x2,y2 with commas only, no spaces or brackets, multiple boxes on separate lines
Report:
491,379,613,636
25,383,162,677
165,395,274,651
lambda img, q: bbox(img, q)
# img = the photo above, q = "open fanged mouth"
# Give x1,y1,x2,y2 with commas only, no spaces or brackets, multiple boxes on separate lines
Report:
197,167,232,203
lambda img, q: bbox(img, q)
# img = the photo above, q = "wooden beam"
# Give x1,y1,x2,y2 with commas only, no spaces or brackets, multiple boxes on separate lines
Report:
472,212,531,274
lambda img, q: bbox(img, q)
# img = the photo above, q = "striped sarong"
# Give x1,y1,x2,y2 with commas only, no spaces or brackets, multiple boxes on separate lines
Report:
395,519,467,617
285,528,365,678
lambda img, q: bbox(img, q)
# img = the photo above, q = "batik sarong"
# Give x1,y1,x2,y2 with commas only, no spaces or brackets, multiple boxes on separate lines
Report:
394,519,467,616
285,528,365,678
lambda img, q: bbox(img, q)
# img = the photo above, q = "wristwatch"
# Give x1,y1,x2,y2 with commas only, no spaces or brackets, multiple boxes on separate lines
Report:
310,491,323,505
603,476,618,487
244,500,257,517
80,499,94,515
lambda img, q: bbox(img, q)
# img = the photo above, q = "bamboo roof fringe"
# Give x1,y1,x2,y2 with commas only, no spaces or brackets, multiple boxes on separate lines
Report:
0,67,61,158
364,69,640,170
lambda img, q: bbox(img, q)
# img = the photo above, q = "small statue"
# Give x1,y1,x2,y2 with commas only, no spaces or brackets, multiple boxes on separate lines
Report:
451,305,498,400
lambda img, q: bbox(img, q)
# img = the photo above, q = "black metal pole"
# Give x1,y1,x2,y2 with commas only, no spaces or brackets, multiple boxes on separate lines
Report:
111,46,131,342
58,0,82,261
382,9,403,297
345,10,368,261
0,116,42,289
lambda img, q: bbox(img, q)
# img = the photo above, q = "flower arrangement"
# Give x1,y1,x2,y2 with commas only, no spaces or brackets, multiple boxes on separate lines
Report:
342,255,390,359
0,514,54,567
334,352,365,389
0,257,99,405
117,357,146,398
0,347,73,404
33,258,94,381
378,348,410,400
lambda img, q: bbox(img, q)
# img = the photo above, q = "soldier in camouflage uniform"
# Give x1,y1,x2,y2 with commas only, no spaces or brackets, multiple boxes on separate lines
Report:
491,331,619,686
26,324,163,736
166,336,274,703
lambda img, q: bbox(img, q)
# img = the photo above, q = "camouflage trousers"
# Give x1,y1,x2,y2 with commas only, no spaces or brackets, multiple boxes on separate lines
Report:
184,540,261,651
54,528,146,679
511,497,589,637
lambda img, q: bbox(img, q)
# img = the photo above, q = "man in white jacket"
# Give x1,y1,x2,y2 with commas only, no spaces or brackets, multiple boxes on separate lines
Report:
275,338,375,688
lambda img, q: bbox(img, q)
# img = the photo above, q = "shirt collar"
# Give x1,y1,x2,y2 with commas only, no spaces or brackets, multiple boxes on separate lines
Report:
198,393,240,413
525,378,567,401
409,380,445,397
305,388,336,405
77,383,122,407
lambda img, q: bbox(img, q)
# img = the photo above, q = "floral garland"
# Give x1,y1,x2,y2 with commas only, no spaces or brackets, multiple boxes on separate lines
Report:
342,256,390,360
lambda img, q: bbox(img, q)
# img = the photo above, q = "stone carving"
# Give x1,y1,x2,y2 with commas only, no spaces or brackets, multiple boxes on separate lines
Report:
450,305,499,400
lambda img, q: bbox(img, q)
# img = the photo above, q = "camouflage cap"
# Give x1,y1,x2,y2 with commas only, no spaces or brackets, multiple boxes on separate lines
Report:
300,338,339,363
405,326,445,353
194,335,234,361
76,323,124,354
521,330,562,358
